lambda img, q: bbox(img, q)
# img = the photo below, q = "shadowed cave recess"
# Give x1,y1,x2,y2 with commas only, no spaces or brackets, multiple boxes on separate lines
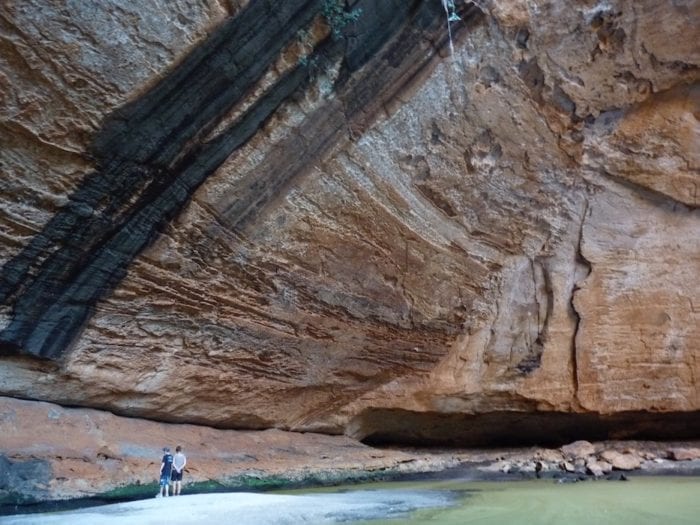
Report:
0,0,698,450
353,409,700,447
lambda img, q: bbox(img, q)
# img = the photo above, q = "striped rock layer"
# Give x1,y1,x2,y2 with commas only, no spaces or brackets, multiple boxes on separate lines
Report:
0,0,698,444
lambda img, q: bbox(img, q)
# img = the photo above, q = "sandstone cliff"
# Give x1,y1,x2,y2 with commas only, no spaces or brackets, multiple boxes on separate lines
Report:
0,0,698,445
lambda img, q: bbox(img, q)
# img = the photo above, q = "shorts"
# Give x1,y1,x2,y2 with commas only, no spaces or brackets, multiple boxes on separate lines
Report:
160,474,171,486
171,470,183,482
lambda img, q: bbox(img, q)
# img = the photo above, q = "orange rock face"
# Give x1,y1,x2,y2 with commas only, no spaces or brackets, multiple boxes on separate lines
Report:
0,0,698,445
0,396,443,501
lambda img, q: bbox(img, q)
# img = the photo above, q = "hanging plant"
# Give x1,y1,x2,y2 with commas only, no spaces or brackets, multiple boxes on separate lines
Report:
441,0,461,55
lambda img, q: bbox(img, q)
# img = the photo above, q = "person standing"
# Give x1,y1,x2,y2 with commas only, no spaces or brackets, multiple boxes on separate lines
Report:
171,445,187,495
158,447,174,497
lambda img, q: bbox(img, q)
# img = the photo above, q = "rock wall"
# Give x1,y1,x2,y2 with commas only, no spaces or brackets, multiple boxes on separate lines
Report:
0,0,698,444
0,396,438,503
2,395,697,504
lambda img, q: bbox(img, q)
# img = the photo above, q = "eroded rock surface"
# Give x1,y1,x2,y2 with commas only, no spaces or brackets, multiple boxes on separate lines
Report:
0,0,698,444
1,397,699,503
0,396,451,502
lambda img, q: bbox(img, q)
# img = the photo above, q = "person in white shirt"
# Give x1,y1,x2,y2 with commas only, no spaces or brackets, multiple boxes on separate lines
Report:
171,445,187,495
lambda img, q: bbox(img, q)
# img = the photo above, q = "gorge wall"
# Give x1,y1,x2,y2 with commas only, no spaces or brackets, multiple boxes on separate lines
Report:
0,0,698,445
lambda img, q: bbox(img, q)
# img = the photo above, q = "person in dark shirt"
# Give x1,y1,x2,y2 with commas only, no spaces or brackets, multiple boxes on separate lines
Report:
158,447,174,497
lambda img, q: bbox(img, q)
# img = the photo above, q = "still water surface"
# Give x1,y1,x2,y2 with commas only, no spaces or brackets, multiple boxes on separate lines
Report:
3,476,699,524
290,476,700,525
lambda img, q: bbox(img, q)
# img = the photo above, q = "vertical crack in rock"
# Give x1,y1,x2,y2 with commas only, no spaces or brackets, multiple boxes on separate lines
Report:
570,198,592,401
516,256,552,374
0,0,481,359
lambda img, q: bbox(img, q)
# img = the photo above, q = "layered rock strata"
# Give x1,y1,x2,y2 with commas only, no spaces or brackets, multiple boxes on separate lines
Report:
0,0,698,444
2,397,700,504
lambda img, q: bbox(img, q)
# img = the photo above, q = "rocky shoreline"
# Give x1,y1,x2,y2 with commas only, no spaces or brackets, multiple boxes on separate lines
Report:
5,449,700,517
4,446,700,517
2,396,700,515
419,441,700,483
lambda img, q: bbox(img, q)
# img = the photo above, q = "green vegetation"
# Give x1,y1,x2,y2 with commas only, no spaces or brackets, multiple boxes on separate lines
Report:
97,468,402,502
99,482,161,501
441,0,461,22
441,0,461,55
0,491,37,507
322,0,362,39
1,467,408,515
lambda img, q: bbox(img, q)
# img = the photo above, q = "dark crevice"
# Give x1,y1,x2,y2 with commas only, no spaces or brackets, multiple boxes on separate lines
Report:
518,57,545,105
570,199,592,403
354,408,700,447
515,257,550,375
600,170,699,212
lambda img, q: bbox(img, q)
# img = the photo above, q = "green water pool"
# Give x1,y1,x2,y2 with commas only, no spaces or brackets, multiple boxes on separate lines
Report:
289,476,700,525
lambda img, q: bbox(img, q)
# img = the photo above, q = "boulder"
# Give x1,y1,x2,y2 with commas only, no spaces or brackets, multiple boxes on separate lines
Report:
479,460,512,473
561,440,596,459
586,459,613,477
537,449,564,463
667,448,700,461
599,450,642,470
517,461,537,473
573,458,588,474
561,461,576,473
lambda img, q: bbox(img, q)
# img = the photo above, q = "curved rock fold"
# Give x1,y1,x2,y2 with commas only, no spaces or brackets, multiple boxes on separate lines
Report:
0,0,698,445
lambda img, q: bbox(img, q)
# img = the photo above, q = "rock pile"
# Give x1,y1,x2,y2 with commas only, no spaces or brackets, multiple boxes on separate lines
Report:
478,440,700,481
